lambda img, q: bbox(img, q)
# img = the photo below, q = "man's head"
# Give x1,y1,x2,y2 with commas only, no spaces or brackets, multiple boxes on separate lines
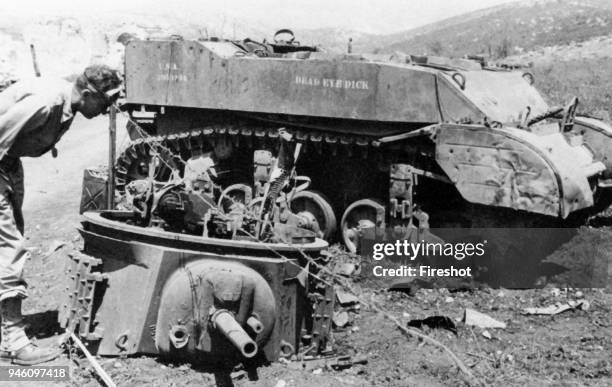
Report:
73,64,122,118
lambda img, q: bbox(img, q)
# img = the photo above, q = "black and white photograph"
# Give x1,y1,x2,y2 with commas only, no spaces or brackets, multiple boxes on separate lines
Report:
0,0,610,385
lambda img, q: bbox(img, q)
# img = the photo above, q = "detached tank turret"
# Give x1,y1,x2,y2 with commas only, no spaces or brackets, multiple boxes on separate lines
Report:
117,30,612,250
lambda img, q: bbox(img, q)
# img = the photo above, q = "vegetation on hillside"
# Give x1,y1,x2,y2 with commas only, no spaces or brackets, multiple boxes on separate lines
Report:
379,0,612,58
533,57,612,120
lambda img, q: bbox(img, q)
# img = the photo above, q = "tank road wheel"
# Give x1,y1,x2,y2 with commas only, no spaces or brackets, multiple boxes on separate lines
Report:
217,184,253,213
290,190,337,240
341,199,385,253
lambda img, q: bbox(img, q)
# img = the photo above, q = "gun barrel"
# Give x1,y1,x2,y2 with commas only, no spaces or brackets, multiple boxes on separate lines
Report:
212,310,258,358
246,316,264,334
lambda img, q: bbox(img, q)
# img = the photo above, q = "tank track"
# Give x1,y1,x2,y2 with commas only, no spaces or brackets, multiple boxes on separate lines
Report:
114,122,572,249
115,124,378,193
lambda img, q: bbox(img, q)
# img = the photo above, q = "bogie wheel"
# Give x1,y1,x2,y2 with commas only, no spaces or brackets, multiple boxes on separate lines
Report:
290,190,337,240
341,199,385,253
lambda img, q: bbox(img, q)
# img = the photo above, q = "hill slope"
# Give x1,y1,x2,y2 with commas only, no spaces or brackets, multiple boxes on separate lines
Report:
377,0,612,57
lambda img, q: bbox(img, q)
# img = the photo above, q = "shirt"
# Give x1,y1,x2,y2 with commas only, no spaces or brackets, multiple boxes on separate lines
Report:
0,77,74,159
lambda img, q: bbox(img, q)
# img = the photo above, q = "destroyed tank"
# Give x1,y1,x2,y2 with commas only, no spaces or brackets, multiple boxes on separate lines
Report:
117,30,612,251
68,130,340,364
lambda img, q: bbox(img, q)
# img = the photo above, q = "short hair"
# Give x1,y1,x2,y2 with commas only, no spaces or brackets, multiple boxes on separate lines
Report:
117,32,137,46
76,64,122,93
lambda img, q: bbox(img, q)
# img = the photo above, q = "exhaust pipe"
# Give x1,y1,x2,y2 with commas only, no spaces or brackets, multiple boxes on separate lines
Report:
211,310,258,358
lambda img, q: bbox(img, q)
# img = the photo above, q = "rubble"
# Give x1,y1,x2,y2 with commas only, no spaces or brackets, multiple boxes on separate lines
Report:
285,355,368,371
335,287,360,306
336,263,358,277
332,311,350,328
463,308,507,329
407,315,458,335
43,239,67,258
522,300,590,315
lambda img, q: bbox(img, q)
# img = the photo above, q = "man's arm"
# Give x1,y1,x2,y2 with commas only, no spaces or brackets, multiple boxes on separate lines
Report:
0,96,50,159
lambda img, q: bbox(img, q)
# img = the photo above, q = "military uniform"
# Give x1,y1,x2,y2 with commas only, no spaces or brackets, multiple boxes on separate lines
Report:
0,77,74,356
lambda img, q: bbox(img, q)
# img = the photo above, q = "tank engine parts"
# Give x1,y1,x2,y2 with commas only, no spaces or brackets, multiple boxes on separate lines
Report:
68,129,339,364
110,30,612,253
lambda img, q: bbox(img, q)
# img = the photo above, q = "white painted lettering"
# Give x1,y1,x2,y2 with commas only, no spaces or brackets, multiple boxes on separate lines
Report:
293,75,369,90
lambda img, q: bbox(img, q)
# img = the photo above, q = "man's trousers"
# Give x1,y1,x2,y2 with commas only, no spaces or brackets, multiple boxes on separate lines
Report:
0,158,27,302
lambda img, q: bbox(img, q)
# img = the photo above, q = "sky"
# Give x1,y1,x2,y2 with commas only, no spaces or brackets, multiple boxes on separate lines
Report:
4,0,515,34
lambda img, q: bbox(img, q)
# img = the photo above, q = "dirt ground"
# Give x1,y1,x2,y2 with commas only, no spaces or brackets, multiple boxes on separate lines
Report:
15,116,612,387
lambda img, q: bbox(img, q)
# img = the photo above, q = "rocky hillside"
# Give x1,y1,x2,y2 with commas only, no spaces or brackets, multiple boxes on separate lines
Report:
3,0,612,82
499,34,612,121
377,0,612,57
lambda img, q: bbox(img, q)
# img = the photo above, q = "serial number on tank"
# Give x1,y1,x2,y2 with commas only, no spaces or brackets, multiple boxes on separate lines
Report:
157,62,188,82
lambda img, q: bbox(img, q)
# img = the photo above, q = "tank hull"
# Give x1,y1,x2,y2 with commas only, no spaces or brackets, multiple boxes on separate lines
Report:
125,40,548,128
119,37,612,237
60,211,327,362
